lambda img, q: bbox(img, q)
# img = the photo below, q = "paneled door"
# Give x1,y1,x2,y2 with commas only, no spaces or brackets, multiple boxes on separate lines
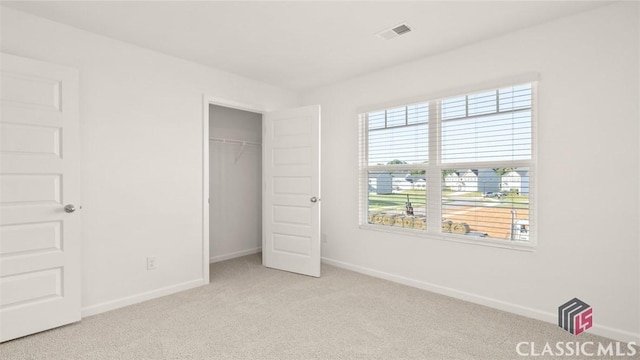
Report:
263,105,321,277
0,53,81,342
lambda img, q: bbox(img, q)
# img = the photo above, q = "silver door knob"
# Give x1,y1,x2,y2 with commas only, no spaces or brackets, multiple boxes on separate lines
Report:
310,197,317,203
64,204,76,213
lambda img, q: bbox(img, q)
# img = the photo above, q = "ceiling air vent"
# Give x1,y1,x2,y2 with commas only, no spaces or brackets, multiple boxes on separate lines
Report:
376,23,412,40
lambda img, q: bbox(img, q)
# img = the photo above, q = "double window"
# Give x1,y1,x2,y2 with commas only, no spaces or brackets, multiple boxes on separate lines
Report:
359,82,535,245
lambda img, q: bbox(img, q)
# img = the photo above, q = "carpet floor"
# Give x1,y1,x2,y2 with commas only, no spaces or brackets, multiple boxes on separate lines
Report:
0,254,634,359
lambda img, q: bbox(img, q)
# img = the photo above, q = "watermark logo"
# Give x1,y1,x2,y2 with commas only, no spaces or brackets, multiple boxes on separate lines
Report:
516,299,637,357
516,341,638,357
558,298,592,335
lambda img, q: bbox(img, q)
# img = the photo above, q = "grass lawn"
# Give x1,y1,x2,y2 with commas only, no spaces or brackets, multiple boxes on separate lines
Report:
368,190,425,213
369,190,529,212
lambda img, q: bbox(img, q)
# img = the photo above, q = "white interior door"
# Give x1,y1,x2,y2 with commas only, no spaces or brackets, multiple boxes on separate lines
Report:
263,105,321,277
0,53,81,342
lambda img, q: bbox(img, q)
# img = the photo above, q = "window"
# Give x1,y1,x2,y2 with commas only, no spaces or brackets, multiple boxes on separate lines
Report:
359,82,535,245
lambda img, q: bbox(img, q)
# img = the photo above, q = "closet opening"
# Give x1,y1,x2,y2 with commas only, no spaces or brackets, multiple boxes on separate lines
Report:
208,104,263,266
202,97,321,280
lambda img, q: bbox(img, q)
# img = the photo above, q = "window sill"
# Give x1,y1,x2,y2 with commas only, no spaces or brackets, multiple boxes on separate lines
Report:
359,224,536,252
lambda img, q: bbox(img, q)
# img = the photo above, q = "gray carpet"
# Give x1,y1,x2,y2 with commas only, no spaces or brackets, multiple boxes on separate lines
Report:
0,254,635,359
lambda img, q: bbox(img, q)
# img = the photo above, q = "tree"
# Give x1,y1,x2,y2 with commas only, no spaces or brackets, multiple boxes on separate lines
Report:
493,167,515,176
441,168,457,180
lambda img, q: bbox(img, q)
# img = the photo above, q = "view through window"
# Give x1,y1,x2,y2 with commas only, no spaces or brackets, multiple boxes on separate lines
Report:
360,82,534,243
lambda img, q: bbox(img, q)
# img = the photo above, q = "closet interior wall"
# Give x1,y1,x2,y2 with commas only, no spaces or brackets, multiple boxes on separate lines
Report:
209,105,262,262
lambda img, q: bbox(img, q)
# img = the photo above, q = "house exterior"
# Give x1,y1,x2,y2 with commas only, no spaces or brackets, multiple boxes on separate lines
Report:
501,168,530,194
444,169,501,192
478,169,501,193
374,172,392,194
458,169,478,191
443,172,461,190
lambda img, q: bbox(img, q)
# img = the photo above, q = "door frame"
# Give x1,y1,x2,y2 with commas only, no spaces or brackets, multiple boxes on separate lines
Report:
201,95,269,281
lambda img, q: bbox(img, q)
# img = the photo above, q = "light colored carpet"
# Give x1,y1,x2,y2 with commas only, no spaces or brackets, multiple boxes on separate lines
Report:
0,254,634,359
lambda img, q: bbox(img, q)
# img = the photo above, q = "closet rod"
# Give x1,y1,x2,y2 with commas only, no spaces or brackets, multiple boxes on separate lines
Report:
209,137,261,163
209,137,261,146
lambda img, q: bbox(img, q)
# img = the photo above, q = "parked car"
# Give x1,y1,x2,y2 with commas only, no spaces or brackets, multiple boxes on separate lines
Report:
482,191,503,198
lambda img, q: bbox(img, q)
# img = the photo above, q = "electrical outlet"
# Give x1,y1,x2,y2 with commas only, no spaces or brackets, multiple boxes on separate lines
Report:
147,256,157,270
321,233,328,244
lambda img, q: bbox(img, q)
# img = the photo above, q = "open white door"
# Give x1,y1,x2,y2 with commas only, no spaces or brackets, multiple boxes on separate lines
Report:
0,53,81,342
263,105,321,277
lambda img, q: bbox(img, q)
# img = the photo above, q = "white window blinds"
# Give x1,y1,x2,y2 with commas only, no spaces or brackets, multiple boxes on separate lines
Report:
441,84,533,163
360,81,535,245
366,104,428,166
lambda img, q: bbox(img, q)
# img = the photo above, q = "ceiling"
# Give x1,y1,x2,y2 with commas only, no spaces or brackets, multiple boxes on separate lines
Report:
2,1,613,91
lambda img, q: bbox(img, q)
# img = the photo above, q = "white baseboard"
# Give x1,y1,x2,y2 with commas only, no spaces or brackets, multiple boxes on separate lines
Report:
81,278,206,318
321,257,639,344
210,247,261,263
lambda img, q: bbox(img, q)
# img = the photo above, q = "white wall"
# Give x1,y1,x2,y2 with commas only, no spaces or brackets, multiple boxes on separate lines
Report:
2,1,638,344
209,105,262,262
0,7,299,315
304,3,640,342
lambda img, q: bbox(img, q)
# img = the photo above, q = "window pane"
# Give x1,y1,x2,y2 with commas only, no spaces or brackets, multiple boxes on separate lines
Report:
441,110,532,163
368,170,427,230
499,84,532,111
368,123,428,165
468,90,497,116
407,104,429,124
360,82,534,244
386,107,406,127
441,168,530,241
368,110,385,130
441,96,466,120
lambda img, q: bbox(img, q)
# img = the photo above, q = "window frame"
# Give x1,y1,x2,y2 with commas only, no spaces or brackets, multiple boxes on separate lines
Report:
358,77,538,251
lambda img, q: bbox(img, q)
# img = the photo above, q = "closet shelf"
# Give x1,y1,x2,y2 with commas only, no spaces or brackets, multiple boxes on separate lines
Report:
209,137,261,163
209,137,261,146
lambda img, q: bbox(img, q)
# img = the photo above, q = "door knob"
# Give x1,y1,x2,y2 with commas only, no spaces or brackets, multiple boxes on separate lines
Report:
310,197,318,203
64,204,76,213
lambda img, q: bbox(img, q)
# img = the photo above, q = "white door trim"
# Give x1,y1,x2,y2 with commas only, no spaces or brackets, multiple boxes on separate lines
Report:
201,95,267,278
